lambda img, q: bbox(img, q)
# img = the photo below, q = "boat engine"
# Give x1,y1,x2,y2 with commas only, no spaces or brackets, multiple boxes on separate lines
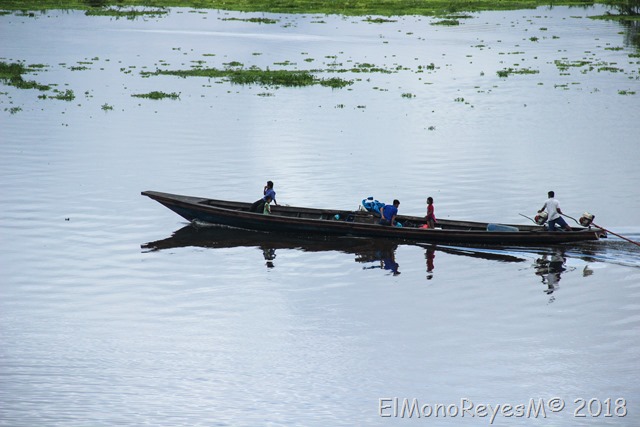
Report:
579,212,595,227
534,211,548,225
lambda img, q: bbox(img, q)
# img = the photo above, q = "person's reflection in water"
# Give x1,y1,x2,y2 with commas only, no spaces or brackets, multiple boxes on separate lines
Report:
262,247,276,268
425,248,435,280
363,248,400,276
534,249,567,302
382,254,400,276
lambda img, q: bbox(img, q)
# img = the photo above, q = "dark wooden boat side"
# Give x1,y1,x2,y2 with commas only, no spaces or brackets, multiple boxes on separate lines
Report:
142,191,605,245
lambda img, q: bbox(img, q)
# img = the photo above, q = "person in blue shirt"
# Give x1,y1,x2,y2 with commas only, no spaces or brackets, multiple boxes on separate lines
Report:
379,199,400,226
250,181,277,213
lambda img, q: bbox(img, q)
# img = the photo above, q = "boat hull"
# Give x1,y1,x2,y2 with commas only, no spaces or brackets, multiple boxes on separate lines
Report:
142,191,605,246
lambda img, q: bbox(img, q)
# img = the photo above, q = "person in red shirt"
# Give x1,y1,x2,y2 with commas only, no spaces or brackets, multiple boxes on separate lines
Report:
425,197,436,229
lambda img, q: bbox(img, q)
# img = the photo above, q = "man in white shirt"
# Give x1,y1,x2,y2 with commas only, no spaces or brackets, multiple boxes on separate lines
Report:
538,191,572,231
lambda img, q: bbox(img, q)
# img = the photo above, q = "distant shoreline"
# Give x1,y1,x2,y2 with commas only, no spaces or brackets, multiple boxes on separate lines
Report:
0,0,628,16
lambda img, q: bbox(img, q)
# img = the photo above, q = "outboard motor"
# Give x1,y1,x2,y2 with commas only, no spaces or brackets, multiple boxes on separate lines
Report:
534,211,548,225
579,212,595,227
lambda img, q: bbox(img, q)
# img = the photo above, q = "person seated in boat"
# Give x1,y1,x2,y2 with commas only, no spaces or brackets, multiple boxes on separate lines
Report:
425,197,436,229
538,191,571,231
263,196,272,215
250,180,277,213
379,199,400,226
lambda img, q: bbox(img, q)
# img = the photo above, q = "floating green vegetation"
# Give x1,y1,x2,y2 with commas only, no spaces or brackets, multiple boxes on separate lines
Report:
84,7,168,19
590,14,640,22
401,92,415,98
52,89,75,100
221,17,278,24
443,13,474,19
101,103,113,110
432,19,460,26
131,91,180,100
37,88,75,100
0,61,50,91
142,66,353,88
496,67,539,77
598,65,624,72
554,59,592,71
350,63,392,73
618,89,637,95
363,16,396,23
317,77,353,88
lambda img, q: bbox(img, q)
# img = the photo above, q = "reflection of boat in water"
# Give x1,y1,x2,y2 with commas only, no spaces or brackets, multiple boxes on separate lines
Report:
141,224,529,273
142,224,400,257
142,225,638,294
143,224,403,270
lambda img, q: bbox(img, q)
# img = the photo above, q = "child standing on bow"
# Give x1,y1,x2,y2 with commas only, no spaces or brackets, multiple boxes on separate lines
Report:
425,197,436,229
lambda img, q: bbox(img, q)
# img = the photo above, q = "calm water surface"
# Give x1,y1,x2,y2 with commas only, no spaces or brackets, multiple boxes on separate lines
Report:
1,5,639,426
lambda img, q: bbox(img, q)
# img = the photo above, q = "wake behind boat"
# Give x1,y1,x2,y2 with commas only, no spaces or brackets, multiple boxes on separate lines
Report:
142,191,606,246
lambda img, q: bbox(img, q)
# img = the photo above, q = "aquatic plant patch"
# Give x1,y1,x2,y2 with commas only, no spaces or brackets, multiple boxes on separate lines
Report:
221,17,278,24
350,63,392,73
554,60,593,71
598,65,624,72
84,7,168,19
363,16,397,23
431,19,460,26
496,67,539,77
0,61,50,91
141,67,353,88
50,88,75,100
132,91,180,99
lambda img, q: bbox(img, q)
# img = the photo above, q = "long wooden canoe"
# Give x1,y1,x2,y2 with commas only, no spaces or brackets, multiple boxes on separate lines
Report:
142,191,606,245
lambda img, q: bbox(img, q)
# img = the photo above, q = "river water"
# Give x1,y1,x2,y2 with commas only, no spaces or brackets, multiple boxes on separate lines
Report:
1,5,639,426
